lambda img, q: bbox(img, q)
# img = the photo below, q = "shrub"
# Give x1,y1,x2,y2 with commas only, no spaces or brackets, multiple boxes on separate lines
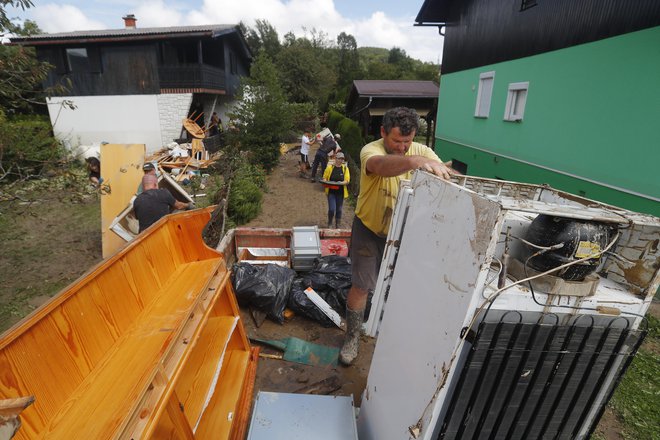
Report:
336,117,364,167
0,114,64,180
327,110,343,132
227,162,265,225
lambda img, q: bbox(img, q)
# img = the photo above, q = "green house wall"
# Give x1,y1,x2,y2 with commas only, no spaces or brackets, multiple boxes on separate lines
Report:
435,26,660,217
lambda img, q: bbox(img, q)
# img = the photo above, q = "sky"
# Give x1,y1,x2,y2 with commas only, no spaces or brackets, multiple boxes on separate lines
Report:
7,0,445,63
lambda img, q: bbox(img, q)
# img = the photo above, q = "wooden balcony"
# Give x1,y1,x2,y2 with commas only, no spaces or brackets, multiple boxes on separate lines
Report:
158,64,226,91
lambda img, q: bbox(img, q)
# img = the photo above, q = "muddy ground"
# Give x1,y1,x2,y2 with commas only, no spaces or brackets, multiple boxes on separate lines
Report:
0,145,656,438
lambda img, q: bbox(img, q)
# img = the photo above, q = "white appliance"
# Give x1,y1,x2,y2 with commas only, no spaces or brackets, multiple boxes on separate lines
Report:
358,172,659,440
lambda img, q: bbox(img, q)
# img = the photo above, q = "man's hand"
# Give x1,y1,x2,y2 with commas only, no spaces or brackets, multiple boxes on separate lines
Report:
414,157,452,180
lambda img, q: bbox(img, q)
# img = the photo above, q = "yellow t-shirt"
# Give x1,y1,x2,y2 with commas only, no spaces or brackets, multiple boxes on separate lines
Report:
355,139,441,237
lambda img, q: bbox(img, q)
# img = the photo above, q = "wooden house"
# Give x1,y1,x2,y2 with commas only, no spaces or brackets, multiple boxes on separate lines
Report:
11,15,252,153
345,80,439,145
415,0,660,216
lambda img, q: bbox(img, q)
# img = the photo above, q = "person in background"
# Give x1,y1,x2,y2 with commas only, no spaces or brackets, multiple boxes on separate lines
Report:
322,152,350,228
328,133,342,160
85,157,101,186
209,112,223,136
133,174,193,233
299,130,315,178
136,162,158,194
310,133,338,182
340,107,452,366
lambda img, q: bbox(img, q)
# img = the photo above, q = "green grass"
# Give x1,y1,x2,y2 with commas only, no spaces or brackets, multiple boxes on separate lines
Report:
607,314,660,440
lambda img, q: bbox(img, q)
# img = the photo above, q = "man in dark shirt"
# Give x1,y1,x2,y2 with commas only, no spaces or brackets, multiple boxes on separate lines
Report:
309,133,338,182
133,174,192,233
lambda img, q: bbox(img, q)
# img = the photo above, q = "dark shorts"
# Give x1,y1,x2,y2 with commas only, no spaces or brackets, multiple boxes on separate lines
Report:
350,216,386,292
300,152,309,164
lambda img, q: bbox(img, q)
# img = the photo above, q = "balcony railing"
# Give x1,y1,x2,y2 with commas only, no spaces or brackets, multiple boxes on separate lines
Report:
158,64,226,90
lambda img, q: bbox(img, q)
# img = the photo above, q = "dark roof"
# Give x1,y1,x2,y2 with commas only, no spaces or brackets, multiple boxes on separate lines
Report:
10,24,239,44
352,80,439,98
415,0,452,25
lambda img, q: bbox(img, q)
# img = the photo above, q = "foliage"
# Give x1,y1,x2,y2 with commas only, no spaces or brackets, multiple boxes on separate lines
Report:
240,19,281,59
227,162,264,225
0,0,33,31
0,19,69,114
336,117,364,167
228,51,292,172
0,113,64,180
288,102,318,132
608,314,660,440
326,110,343,133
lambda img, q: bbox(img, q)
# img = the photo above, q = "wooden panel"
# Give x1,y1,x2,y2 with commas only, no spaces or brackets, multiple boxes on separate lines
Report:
119,247,162,305
101,144,145,258
194,349,250,439
175,316,237,428
140,227,181,284
167,213,218,263
2,319,86,425
42,260,217,439
93,264,143,334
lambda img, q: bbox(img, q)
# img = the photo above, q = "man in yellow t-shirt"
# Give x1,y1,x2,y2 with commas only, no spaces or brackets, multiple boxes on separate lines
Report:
340,107,452,366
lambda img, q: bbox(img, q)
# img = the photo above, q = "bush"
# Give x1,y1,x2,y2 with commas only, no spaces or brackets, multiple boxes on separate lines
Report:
0,114,64,180
336,117,364,167
227,162,266,225
327,110,343,133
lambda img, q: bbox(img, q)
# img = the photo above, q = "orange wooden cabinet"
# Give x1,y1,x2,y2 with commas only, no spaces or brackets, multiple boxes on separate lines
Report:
0,208,257,439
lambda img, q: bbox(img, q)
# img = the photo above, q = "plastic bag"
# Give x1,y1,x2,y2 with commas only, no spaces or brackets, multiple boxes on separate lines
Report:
288,256,352,326
232,262,296,324
287,279,336,327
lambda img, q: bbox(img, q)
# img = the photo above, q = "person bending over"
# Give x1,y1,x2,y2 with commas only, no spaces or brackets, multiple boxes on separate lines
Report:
133,174,193,233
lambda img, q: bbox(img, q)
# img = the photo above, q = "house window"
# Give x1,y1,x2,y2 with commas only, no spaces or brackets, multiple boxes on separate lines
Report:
504,82,529,122
474,71,495,118
66,48,90,72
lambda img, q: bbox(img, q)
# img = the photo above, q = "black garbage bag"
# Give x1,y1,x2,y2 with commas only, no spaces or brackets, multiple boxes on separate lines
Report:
232,262,296,324
287,279,336,327
287,256,353,326
303,256,352,291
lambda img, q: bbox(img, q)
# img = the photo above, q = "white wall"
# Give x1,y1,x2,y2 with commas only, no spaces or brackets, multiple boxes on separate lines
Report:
48,95,174,154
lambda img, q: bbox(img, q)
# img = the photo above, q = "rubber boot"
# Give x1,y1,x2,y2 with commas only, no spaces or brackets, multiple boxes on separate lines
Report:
327,213,333,228
335,216,341,229
340,307,364,365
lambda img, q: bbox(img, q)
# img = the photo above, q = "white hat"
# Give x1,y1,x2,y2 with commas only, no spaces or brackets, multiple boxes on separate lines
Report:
335,152,345,159
334,133,341,140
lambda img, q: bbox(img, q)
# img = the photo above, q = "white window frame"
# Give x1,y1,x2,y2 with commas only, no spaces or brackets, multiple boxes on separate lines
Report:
474,71,495,118
503,81,529,122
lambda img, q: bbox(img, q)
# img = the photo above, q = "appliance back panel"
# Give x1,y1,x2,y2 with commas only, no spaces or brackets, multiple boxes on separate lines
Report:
439,320,646,439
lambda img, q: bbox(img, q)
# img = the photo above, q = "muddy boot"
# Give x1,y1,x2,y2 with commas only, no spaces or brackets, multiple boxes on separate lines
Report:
340,307,364,365
335,216,341,229
327,213,333,228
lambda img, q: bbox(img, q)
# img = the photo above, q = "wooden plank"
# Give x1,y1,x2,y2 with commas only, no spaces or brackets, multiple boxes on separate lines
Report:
41,260,218,439
229,347,260,440
100,144,145,258
194,349,250,438
165,393,195,440
175,316,237,427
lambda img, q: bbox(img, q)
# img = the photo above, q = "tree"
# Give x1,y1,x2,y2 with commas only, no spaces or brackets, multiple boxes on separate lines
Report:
242,19,281,59
335,32,360,101
228,51,292,171
0,0,32,32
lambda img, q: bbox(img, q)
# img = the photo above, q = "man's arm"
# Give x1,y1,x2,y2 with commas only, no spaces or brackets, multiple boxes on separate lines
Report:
366,154,452,180
173,200,192,210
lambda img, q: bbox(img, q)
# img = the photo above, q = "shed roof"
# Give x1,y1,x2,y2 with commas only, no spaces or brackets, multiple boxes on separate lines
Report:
352,80,439,98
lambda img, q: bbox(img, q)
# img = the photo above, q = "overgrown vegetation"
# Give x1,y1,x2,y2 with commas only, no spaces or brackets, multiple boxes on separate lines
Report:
606,313,660,440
